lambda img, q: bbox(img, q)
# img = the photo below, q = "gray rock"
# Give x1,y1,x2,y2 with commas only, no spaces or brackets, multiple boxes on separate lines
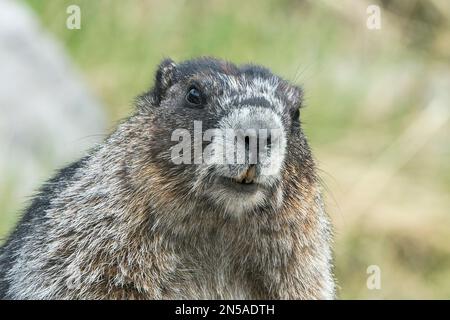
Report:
0,0,106,231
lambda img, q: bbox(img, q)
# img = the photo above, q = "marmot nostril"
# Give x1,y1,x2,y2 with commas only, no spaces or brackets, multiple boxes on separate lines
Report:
241,133,273,163
244,136,250,151
266,134,272,149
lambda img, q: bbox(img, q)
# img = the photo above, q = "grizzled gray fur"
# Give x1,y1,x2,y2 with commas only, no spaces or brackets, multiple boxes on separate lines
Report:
0,57,335,299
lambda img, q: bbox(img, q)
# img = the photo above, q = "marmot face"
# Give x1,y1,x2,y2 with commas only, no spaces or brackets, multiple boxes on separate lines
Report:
138,57,310,216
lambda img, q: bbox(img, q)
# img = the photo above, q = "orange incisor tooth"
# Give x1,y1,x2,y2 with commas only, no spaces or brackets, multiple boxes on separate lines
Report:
244,165,256,183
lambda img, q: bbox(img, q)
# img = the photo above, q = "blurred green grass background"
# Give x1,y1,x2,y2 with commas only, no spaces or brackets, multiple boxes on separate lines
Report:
2,0,449,298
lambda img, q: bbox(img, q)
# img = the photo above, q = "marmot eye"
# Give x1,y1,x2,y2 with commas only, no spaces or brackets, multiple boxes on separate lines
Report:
292,108,300,122
185,87,203,106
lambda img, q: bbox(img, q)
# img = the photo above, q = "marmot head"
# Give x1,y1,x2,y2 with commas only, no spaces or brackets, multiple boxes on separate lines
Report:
135,57,315,216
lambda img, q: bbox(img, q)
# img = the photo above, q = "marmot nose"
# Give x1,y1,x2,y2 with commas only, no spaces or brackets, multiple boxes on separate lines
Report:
242,132,272,161
218,106,286,178
244,134,271,149
237,129,275,165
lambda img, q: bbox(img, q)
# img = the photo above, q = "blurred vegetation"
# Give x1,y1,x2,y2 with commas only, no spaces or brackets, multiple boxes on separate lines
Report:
1,0,449,298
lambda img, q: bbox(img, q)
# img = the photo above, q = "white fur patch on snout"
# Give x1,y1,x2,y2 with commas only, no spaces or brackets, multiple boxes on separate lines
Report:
212,106,286,180
191,106,286,215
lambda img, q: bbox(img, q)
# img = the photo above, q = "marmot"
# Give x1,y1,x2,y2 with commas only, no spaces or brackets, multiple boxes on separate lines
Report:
0,57,335,299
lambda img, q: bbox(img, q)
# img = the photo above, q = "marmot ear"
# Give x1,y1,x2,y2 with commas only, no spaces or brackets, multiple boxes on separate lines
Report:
154,58,177,103
281,82,303,108
290,85,303,108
